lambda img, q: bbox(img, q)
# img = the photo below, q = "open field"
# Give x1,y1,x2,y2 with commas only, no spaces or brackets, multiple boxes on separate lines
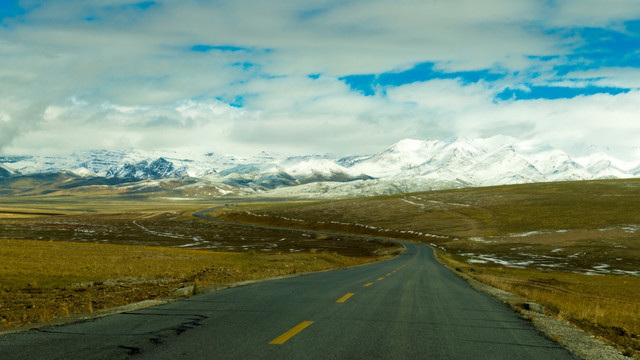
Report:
0,238,377,330
216,179,640,357
0,197,398,256
2,179,639,355
0,196,399,330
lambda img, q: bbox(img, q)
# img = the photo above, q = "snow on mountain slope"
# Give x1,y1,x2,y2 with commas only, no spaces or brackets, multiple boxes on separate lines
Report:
0,165,14,178
523,149,591,181
1,137,638,197
464,146,544,186
423,138,484,169
2,149,233,179
279,155,349,177
587,160,631,179
576,153,634,179
347,138,446,177
400,138,483,179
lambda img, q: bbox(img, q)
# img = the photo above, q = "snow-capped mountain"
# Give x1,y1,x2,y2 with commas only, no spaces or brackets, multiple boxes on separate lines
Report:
0,165,14,178
575,153,634,180
523,149,591,181
1,137,638,198
105,158,188,180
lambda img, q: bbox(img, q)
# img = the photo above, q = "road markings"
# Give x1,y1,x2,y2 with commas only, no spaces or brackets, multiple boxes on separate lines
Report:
386,273,391,276
391,246,421,273
377,277,384,281
269,321,314,345
336,292,355,303
363,282,374,287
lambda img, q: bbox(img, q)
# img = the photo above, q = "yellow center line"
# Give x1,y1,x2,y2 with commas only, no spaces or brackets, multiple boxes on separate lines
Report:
377,277,384,281
392,246,422,272
386,273,391,276
336,292,355,303
363,282,374,287
269,321,314,345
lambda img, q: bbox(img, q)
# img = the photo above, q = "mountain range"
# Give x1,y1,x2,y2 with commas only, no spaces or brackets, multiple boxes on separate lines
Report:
1,137,638,198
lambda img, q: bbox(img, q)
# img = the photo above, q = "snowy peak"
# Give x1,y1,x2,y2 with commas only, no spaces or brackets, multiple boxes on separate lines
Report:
1,137,638,197
369,139,438,166
587,160,629,179
348,138,464,177
424,138,483,168
576,153,633,179
103,157,186,180
467,145,543,185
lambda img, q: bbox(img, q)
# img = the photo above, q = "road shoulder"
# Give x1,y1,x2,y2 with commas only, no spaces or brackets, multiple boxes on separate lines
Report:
431,248,628,360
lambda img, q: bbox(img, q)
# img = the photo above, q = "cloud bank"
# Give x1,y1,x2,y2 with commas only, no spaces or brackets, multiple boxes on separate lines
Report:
1,0,639,160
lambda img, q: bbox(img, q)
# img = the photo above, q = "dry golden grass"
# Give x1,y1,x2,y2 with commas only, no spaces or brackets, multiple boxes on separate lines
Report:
0,238,374,329
3,179,639,355
438,252,640,357
215,179,640,356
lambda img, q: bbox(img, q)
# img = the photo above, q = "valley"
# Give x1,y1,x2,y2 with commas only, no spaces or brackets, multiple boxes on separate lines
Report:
214,178,640,357
1,178,639,357
0,197,399,331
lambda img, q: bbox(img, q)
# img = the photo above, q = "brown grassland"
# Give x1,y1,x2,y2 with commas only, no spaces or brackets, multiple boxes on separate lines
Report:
0,239,372,329
0,197,396,330
217,179,640,357
1,179,639,357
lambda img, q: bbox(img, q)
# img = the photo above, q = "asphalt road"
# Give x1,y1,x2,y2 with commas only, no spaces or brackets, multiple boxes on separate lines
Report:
1,239,576,360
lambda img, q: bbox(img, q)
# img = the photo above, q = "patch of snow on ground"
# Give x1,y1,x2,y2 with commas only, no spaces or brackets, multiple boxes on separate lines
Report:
467,258,489,264
610,269,640,276
400,198,425,207
132,220,206,248
537,263,565,268
509,231,546,237
469,237,492,243
598,227,616,232
460,252,640,276
461,253,534,268
448,202,471,207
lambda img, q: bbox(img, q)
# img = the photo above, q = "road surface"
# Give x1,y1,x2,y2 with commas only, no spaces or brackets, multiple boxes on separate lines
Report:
0,212,577,359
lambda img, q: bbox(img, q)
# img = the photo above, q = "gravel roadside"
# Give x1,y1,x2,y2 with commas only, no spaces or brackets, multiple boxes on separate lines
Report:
435,251,631,360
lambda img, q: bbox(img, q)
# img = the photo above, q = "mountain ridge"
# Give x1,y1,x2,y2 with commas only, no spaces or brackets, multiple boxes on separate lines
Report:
1,137,638,198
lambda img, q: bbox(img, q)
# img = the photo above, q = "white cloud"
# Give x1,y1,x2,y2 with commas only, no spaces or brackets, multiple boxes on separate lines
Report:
0,0,639,161
542,0,640,28
561,68,640,89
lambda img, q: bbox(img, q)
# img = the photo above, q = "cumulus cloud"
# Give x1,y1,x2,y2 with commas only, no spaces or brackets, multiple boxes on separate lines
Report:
0,0,639,160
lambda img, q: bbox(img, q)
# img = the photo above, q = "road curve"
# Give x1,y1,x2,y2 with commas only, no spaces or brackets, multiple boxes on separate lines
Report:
0,209,577,359
194,205,406,244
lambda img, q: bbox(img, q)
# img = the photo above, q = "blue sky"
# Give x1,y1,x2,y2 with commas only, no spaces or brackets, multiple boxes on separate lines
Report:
0,0,639,161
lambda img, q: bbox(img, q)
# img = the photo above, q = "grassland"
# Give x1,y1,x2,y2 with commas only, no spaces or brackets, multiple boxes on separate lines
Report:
2,179,639,356
0,238,373,329
438,252,640,356
0,196,396,330
0,196,397,256
216,179,640,357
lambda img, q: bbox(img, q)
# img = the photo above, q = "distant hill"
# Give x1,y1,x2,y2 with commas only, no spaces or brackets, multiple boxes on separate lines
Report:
1,137,638,198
